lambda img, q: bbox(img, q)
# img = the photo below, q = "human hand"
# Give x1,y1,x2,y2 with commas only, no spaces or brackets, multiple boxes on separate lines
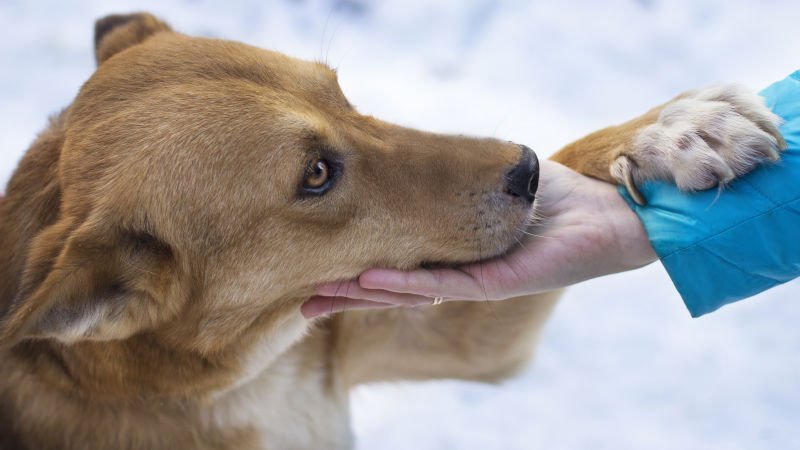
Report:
301,160,657,318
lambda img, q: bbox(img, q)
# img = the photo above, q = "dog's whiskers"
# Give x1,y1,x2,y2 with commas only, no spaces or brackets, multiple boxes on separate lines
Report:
318,6,336,65
512,234,529,252
330,279,346,317
474,208,497,319
516,226,557,240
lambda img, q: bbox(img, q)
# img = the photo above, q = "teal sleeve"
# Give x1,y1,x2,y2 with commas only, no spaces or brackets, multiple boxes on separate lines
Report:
618,71,800,317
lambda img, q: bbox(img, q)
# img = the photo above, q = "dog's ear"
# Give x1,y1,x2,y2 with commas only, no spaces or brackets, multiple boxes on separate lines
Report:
94,12,172,65
0,218,179,347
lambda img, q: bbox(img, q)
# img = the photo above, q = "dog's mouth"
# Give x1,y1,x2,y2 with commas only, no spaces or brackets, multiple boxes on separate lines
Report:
419,203,540,271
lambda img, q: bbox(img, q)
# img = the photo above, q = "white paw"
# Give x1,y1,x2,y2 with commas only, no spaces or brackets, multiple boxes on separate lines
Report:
612,84,787,205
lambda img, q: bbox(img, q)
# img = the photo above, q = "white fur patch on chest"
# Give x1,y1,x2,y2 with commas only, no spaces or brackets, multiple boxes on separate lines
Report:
206,314,352,449
235,312,309,388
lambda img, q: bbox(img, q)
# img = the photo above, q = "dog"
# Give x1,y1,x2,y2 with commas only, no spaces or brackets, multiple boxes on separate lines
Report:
0,13,785,449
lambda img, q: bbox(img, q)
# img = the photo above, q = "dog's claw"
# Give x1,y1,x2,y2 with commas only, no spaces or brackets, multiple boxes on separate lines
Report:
612,154,647,206
628,183,646,206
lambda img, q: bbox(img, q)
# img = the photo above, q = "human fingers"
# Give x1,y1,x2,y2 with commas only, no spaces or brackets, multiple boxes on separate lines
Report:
316,281,439,307
301,296,396,319
357,267,492,300
315,280,363,297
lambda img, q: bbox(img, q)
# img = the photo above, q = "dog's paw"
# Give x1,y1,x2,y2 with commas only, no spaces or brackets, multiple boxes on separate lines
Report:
612,84,787,205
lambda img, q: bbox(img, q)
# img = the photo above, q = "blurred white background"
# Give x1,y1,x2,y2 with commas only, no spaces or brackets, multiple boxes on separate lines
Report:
1,1,798,449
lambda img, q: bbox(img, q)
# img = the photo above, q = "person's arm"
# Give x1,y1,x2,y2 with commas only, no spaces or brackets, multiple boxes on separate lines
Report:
618,71,800,316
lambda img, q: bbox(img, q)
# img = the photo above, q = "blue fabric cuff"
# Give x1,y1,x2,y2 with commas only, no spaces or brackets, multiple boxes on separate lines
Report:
618,72,800,317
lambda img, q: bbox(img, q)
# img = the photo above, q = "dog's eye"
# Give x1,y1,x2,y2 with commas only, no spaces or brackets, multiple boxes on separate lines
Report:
301,158,334,194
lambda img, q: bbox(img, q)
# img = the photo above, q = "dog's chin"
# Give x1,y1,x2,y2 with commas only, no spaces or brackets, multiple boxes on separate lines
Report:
420,229,528,270
407,205,540,271
427,204,543,269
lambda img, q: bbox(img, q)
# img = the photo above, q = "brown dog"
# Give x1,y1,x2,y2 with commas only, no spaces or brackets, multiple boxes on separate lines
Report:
0,13,784,449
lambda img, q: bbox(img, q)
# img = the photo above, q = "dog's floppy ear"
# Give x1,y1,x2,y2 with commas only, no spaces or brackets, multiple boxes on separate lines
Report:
94,12,172,65
0,217,179,347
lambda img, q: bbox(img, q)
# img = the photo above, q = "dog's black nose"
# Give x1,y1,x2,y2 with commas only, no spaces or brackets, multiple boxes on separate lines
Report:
504,145,539,203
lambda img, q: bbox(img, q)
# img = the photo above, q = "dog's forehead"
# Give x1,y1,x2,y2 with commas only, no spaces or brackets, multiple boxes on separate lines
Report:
82,33,352,125
143,34,343,98
69,33,352,160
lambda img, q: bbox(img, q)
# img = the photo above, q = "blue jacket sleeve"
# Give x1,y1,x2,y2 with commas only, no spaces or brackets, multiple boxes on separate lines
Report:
618,71,800,317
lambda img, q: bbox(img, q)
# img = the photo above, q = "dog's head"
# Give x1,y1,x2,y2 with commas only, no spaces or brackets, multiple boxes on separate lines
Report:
0,14,538,364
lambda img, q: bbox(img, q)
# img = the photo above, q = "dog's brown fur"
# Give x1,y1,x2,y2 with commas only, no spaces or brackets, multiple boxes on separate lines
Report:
0,13,783,450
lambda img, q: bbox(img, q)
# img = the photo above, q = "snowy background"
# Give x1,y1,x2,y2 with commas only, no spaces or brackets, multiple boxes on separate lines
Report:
1,1,799,449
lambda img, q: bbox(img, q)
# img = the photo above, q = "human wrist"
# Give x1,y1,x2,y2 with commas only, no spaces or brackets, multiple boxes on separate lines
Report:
608,190,657,270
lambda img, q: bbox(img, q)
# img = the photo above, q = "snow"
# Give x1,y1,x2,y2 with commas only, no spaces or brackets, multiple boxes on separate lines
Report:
1,1,798,449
